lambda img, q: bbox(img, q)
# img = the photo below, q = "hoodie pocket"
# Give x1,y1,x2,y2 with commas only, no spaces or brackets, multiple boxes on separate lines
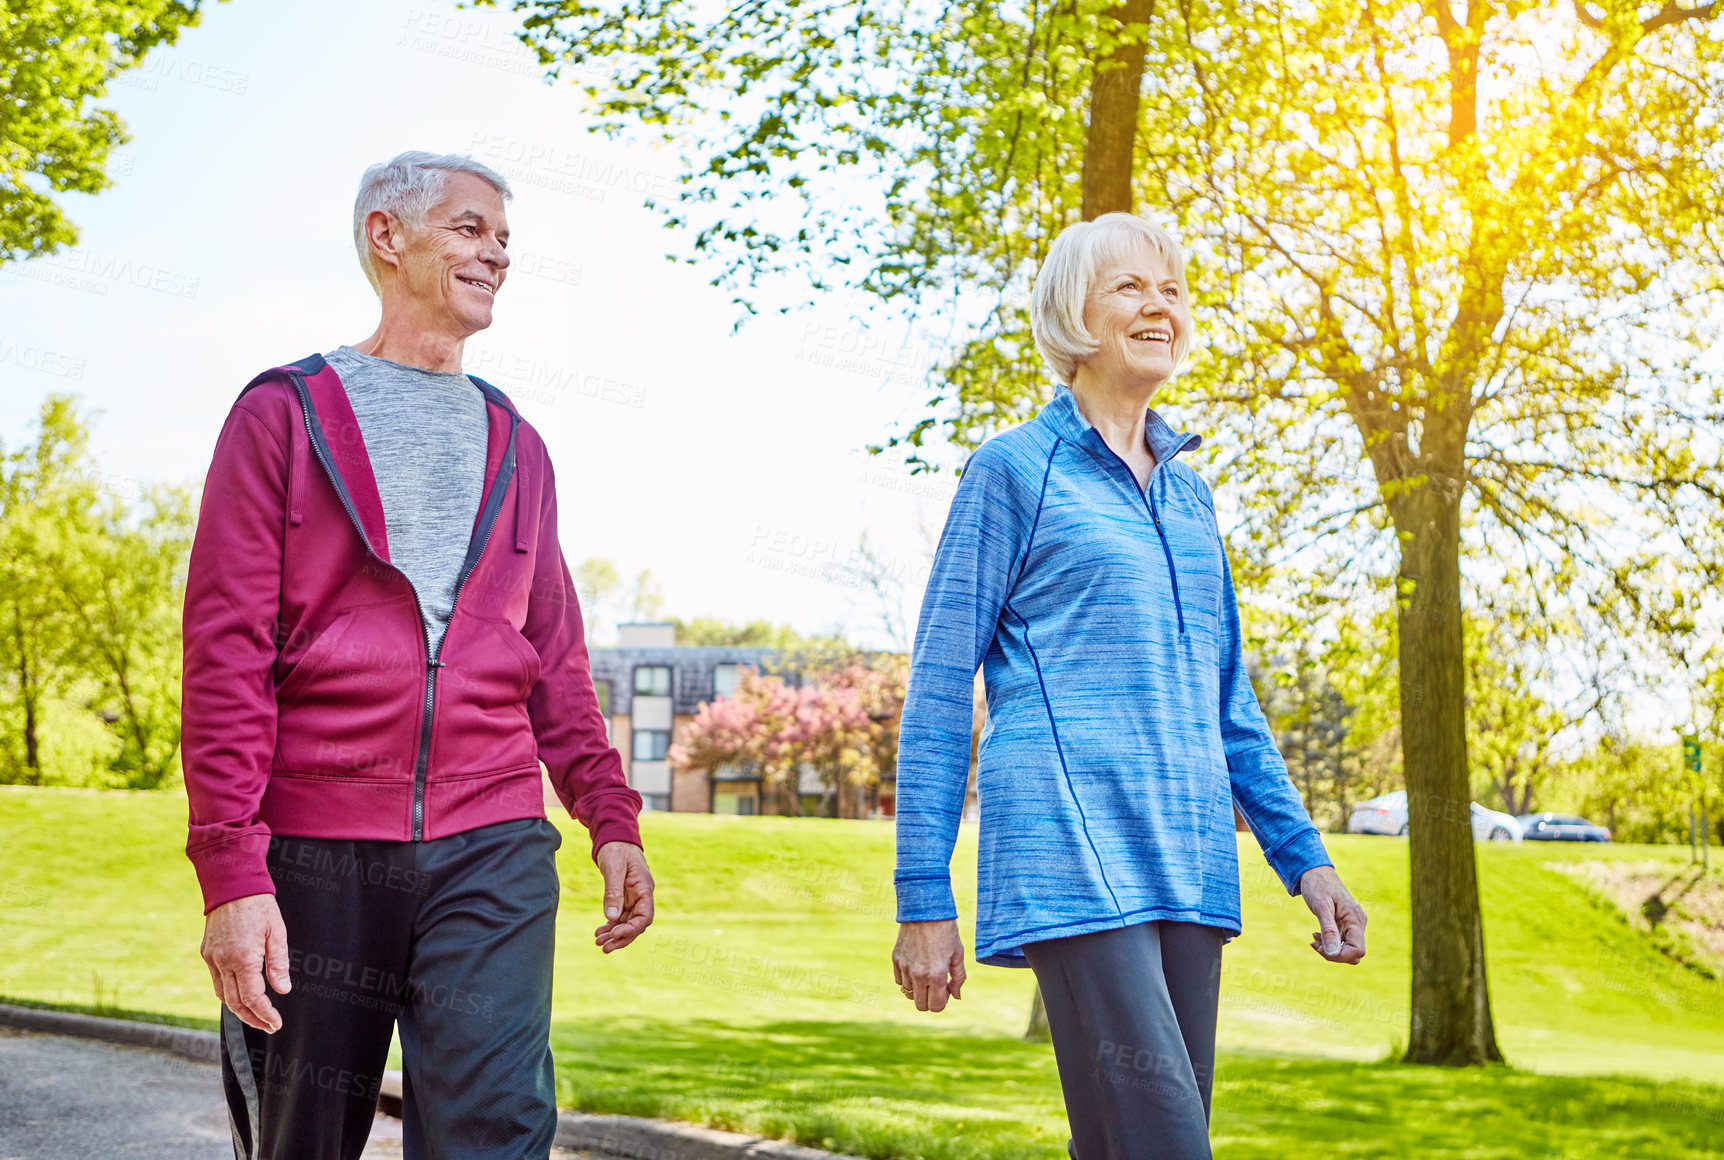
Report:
274,610,356,703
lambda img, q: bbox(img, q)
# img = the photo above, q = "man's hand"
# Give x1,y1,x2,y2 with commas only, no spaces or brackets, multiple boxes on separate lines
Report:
200,894,292,1032
594,841,654,953
1300,865,1367,964
893,919,966,1012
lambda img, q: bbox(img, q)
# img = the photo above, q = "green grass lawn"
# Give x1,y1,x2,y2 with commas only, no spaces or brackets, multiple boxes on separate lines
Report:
3,786,1722,1158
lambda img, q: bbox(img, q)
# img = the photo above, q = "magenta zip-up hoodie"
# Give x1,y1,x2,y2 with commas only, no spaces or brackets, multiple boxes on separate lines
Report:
182,354,641,913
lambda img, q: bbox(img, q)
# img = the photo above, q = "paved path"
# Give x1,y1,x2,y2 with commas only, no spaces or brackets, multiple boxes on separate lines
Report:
0,1027,589,1159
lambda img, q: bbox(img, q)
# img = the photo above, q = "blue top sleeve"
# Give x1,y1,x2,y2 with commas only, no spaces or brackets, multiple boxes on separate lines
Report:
1214,531,1334,896
893,450,1035,922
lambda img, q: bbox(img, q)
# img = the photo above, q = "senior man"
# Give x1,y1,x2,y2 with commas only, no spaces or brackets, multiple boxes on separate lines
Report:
182,151,654,1160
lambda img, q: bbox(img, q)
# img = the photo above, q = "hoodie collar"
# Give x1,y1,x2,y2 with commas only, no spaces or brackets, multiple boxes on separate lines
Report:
1041,383,1202,466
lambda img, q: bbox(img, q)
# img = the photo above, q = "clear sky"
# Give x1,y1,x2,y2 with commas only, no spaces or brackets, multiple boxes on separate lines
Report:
0,0,958,648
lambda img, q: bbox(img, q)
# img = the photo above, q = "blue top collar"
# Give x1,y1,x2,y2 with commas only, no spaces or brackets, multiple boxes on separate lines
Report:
1042,384,1203,466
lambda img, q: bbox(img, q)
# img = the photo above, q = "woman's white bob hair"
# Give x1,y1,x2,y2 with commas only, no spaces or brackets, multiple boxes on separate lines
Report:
1030,212,1194,384
353,151,514,295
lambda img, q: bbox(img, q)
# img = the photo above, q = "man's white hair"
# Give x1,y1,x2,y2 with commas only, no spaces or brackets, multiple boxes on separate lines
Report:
352,151,513,294
1030,212,1194,384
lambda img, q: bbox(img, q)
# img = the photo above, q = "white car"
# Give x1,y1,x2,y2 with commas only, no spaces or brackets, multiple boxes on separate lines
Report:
1347,791,1524,842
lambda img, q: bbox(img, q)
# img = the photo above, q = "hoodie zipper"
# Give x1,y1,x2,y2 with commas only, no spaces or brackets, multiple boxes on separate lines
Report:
289,372,517,840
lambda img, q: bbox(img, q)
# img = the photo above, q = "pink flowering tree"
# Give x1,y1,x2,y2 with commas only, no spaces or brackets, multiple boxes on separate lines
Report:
670,658,909,817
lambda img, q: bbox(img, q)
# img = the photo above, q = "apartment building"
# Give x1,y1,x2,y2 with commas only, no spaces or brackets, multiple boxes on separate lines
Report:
587,622,793,814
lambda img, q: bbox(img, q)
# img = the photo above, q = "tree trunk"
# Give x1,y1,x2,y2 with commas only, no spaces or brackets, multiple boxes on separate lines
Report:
1025,983,1052,1042
1080,0,1156,220
15,617,41,784
1398,492,1503,1066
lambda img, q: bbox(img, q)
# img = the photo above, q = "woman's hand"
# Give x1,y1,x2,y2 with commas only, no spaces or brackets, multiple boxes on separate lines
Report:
893,919,967,1012
1299,865,1366,964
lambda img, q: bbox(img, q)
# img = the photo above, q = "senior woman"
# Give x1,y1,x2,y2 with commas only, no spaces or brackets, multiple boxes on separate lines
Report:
890,212,1366,1159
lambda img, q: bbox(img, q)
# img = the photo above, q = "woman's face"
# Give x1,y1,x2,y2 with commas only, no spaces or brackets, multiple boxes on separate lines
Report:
1078,243,1190,392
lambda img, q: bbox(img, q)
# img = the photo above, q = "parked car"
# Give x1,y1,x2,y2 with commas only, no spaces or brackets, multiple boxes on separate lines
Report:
1346,791,1524,841
1348,790,1410,836
1471,803,1525,842
1516,812,1612,842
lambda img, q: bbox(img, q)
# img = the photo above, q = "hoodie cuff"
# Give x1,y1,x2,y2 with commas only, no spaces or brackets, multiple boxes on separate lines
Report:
582,787,645,858
895,874,958,923
187,832,278,915
1268,829,1334,896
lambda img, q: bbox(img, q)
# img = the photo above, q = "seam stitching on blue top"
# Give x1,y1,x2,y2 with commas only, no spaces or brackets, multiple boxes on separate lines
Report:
1003,593,1124,922
1002,434,1062,594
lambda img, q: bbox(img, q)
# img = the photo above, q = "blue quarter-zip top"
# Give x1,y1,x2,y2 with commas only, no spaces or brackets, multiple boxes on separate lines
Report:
893,385,1331,966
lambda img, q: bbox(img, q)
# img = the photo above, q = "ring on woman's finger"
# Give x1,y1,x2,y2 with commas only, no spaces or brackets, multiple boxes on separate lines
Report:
900,984,914,998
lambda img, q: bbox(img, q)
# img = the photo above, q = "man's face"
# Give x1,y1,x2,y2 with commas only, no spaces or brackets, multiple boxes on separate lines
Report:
385,171,511,336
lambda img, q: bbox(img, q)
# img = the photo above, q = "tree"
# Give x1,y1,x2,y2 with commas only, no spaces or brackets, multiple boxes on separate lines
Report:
670,616,847,652
55,484,194,788
669,659,907,816
670,667,808,814
0,394,192,787
499,0,1724,1065
0,1,219,264
0,396,97,782
811,654,909,816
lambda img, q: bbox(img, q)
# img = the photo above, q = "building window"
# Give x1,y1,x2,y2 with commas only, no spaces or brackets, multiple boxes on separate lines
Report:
634,666,671,697
640,793,670,812
633,729,671,761
713,663,741,700
713,791,757,815
593,680,611,718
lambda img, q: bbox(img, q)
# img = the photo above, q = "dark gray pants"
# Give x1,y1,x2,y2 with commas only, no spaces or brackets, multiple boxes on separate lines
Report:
220,817,563,1160
1024,921,1225,1160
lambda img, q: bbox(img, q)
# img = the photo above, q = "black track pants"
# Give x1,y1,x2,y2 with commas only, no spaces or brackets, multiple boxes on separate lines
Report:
1024,921,1225,1160
219,817,563,1160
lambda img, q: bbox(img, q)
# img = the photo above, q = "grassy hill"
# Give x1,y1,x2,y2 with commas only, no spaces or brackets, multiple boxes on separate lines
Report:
3,786,1721,1158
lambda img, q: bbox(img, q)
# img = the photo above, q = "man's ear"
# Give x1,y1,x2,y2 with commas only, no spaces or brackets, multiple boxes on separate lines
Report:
365,209,407,278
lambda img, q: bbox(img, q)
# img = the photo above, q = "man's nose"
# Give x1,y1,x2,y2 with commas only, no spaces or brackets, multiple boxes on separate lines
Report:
484,239,510,270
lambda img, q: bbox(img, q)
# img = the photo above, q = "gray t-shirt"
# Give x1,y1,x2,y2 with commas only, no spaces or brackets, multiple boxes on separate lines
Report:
323,345,488,656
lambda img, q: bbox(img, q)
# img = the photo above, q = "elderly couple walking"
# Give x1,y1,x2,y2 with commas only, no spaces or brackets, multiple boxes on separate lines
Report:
184,151,1365,1160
